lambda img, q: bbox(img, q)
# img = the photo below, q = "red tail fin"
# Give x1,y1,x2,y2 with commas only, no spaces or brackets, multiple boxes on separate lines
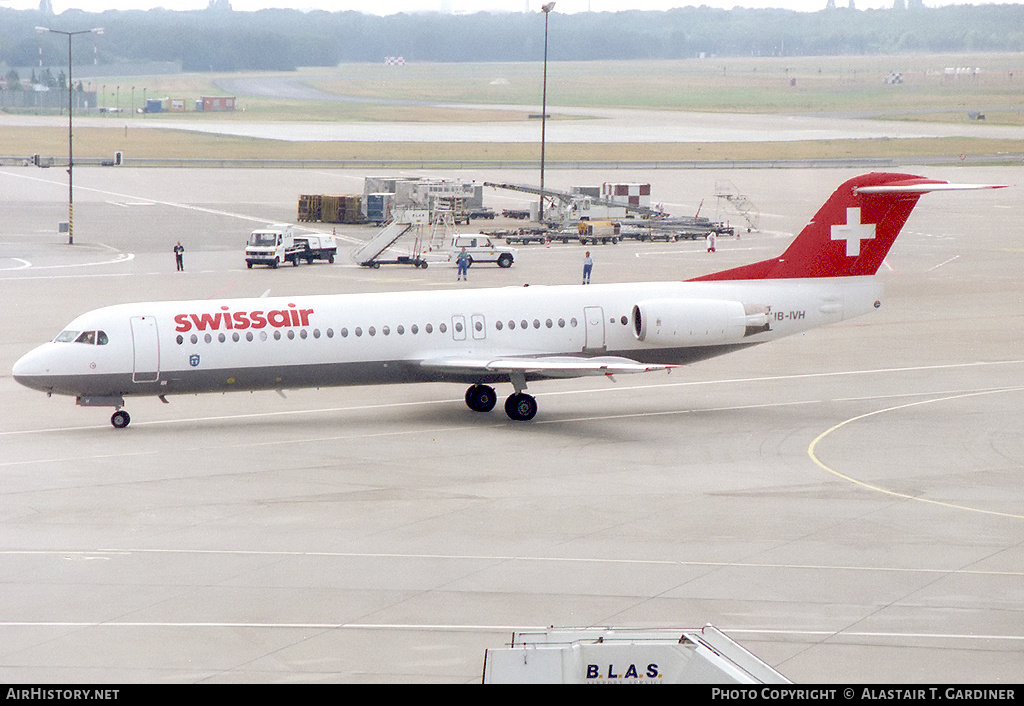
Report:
692,172,948,281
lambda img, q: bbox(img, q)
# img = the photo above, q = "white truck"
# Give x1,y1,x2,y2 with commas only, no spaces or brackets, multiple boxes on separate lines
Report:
245,225,337,268
448,234,516,268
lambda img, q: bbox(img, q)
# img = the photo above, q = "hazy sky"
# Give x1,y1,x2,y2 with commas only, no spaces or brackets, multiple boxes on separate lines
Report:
4,1,1019,14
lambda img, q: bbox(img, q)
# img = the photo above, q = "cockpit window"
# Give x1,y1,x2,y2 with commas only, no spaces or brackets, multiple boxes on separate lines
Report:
58,330,109,345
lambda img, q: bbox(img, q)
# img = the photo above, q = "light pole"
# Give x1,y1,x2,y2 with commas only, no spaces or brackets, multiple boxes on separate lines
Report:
539,2,554,224
36,25,103,245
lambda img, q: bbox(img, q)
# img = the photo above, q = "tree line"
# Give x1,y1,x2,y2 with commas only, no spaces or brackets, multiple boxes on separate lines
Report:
1,4,1022,74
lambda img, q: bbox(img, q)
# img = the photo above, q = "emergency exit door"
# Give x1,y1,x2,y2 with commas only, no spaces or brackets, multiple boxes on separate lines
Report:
583,306,606,352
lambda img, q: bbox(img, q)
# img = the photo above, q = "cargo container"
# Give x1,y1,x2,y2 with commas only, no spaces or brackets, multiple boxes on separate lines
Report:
297,194,363,224
366,193,394,225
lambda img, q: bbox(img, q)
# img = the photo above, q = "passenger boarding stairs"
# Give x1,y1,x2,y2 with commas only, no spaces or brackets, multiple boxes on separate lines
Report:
349,220,413,265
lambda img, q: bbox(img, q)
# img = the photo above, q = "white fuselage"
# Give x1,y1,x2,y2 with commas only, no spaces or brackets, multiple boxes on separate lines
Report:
13,277,883,402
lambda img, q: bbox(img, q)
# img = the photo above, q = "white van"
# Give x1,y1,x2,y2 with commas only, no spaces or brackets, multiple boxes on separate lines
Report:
449,234,516,268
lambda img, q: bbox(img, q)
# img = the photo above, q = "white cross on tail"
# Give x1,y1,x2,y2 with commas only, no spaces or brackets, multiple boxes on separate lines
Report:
831,207,876,257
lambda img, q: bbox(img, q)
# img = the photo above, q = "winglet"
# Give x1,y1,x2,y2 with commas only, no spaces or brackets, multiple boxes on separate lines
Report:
690,173,1006,281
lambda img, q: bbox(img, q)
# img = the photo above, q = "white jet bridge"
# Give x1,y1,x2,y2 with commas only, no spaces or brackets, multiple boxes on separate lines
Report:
482,625,790,684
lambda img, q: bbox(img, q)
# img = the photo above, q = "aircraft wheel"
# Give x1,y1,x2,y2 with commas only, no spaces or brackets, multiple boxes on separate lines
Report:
465,384,497,413
504,392,537,422
111,410,131,429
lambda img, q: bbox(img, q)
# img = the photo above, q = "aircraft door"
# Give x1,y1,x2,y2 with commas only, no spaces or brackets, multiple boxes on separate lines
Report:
471,314,487,340
583,306,606,352
451,315,467,341
130,315,160,383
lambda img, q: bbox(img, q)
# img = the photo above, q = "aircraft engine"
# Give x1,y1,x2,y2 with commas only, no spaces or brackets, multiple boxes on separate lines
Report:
631,298,769,346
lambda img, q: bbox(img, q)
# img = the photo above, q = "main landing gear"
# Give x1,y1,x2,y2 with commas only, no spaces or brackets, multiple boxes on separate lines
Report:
465,382,538,422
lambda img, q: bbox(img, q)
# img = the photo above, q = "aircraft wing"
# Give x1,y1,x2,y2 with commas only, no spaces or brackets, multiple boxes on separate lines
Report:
417,354,673,379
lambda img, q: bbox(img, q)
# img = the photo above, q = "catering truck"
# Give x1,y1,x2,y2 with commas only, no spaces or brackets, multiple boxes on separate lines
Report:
245,225,337,268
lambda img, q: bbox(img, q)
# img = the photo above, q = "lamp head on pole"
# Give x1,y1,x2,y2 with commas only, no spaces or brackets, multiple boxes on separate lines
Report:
35,26,104,35
541,2,555,13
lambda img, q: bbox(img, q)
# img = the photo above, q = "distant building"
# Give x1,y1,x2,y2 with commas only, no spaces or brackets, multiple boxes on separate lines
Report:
601,182,651,208
197,95,235,111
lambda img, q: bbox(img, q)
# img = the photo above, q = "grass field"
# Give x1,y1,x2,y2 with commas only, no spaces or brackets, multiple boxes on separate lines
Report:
3,54,1022,163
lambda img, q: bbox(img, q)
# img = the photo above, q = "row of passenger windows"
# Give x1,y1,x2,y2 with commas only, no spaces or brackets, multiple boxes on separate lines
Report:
174,315,632,346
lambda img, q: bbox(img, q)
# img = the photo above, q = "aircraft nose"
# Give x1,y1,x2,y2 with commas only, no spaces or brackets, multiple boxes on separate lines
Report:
12,345,55,391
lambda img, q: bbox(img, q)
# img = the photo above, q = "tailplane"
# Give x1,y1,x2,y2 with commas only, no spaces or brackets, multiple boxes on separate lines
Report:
691,172,1005,281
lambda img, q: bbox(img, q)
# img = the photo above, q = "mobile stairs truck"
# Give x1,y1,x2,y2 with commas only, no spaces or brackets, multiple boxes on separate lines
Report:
245,224,337,268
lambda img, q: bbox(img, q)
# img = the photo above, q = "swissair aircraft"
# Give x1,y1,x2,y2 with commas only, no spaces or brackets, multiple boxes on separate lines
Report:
13,172,1004,429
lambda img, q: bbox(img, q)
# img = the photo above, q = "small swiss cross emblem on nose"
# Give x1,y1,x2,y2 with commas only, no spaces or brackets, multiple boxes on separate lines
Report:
831,207,876,257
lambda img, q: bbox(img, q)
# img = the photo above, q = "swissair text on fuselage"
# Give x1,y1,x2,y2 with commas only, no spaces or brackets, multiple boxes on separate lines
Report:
174,305,315,333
